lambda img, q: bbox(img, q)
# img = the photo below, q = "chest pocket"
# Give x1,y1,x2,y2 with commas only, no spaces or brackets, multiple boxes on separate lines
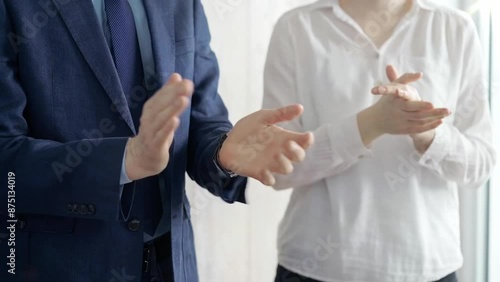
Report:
305,54,380,125
175,37,195,80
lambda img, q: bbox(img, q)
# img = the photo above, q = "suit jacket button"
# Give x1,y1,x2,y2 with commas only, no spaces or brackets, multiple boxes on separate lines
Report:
88,204,96,215
67,203,74,214
128,219,141,232
67,203,78,214
79,204,89,215
16,218,26,230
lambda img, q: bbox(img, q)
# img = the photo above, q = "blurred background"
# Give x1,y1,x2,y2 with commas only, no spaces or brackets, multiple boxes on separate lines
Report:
186,0,500,281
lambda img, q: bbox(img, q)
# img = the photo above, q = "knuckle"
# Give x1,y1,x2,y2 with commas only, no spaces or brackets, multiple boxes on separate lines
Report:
259,170,269,182
274,153,282,162
277,107,286,118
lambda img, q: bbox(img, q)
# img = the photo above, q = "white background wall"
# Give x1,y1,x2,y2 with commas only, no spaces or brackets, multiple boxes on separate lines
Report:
186,1,492,282
187,1,316,281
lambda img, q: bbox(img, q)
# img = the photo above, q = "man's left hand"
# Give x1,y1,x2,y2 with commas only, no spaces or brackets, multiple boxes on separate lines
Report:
218,104,314,186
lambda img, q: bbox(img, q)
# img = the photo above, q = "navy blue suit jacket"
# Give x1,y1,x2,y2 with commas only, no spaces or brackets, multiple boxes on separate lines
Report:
0,0,247,281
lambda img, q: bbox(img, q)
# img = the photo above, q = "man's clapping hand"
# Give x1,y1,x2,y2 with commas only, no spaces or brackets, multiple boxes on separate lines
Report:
125,73,193,180
125,73,314,185
219,104,314,186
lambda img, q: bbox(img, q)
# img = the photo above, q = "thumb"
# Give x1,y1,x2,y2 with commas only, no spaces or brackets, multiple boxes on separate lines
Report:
386,65,399,82
167,73,183,85
261,104,304,125
394,72,423,84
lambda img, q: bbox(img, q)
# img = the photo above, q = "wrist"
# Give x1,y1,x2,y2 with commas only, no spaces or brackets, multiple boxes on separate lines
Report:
125,138,148,181
216,133,239,177
410,130,435,154
357,107,383,146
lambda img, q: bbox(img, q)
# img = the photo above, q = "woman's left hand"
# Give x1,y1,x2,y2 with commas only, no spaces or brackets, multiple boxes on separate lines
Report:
371,65,451,153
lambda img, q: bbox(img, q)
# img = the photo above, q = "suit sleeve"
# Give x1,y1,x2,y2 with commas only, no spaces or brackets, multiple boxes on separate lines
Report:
185,0,247,203
0,1,127,221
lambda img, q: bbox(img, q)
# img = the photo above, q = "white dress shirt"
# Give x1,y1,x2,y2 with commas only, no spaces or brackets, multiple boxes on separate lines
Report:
263,0,496,281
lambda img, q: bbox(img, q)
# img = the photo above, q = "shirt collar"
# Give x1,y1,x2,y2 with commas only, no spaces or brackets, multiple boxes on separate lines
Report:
311,0,435,11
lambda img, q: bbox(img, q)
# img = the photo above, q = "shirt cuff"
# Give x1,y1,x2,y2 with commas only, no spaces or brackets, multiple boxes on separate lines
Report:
418,123,451,169
120,146,132,185
327,113,373,162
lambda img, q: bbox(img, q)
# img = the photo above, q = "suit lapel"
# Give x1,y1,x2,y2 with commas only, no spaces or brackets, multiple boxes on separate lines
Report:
143,0,176,85
53,0,136,134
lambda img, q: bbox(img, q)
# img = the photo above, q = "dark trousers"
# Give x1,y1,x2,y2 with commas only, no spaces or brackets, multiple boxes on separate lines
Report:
141,233,174,282
275,265,458,282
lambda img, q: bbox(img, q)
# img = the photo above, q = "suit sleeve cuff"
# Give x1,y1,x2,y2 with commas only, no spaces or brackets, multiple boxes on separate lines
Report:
213,158,248,204
120,144,132,185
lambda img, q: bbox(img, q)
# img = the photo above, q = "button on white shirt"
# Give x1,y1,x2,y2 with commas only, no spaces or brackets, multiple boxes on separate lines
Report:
263,0,496,281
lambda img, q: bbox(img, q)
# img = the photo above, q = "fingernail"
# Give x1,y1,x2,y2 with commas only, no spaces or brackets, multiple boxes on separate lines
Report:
378,86,387,93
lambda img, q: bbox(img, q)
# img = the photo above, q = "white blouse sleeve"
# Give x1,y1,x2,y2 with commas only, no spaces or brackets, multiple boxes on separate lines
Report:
263,16,372,190
417,16,497,189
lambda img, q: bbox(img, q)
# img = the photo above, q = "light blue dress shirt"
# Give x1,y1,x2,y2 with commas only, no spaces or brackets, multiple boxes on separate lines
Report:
92,0,168,241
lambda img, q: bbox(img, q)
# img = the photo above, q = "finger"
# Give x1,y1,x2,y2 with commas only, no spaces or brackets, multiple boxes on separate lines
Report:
148,79,194,113
371,85,411,97
160,79,194,100
407,108,451,120
151,117,180,148
394,89,413,101
167,73,183,85
283,141,306,163
401,100,434,111
275,130,314,151
294,132,314,150
141,94,189,132
394,72,423,84
147,96,190,134
270,154,294,175
386,65,399,82
408,116,444,126
259,170,275,186
261,104,304,125
409,119,443,134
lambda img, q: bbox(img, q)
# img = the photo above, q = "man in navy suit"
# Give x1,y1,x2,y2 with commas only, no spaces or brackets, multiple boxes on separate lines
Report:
0,0,314,281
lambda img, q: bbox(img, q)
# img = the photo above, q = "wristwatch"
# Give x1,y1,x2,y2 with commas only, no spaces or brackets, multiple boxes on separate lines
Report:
213,133,238,178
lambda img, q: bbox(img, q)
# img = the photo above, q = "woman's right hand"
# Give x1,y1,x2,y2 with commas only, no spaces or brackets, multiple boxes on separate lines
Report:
357,66,450,147
369,65,451,152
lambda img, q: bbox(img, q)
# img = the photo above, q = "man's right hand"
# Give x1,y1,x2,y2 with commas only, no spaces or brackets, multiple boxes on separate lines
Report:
125,73,194,181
